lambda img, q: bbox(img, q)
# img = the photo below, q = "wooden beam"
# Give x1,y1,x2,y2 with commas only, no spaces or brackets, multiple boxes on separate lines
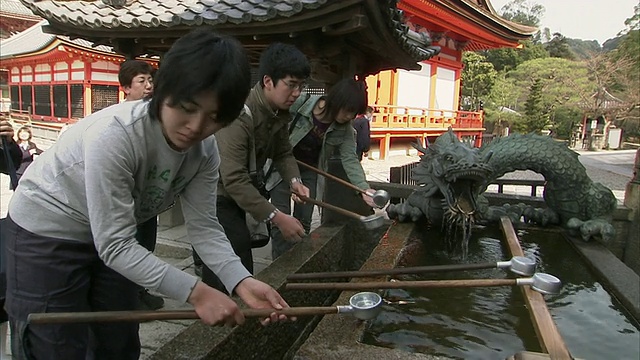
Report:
322,15,368,36
499,217,573,359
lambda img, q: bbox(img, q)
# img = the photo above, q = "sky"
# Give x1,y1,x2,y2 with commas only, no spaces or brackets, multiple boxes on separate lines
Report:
489,0,637,44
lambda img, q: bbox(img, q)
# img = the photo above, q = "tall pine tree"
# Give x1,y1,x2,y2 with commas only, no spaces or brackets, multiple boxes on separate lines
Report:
521,78,549,133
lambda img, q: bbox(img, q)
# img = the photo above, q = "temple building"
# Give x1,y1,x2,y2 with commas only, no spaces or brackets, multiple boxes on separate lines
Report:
0,20,157,126
12,0,533,157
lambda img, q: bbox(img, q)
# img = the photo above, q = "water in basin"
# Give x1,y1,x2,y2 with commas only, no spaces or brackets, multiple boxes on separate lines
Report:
361,226,640,360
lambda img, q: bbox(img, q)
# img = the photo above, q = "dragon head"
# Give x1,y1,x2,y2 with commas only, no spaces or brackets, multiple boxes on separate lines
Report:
412,129,493,221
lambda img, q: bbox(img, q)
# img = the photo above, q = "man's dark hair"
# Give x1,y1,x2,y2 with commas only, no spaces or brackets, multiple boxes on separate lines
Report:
323,78,368,123
365,106,374,114
258,43,310,87
149,29,251,125
118,60,153,87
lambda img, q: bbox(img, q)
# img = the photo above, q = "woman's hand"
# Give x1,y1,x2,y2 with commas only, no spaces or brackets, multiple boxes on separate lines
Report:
362,189,378,208
272,211,305,242
234,277,294,325
187,281,245,327
290,182,309,203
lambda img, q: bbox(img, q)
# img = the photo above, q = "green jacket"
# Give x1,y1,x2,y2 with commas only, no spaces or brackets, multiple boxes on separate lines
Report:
216,83,300,221
288,95,369,191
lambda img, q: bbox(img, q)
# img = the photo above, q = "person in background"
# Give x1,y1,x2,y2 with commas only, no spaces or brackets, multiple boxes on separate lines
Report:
4,29,292,359
353,106,373,161
13,126,43,186
118,58,165,310
268,79,378,260
119,59,154,102
199,42,311,291
0,119,21,174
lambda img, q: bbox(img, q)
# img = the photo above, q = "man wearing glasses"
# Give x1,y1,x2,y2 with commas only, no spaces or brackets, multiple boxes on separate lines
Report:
199,43,311,291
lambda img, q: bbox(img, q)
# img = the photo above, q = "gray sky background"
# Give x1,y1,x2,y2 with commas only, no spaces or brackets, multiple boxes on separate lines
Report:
489,0,637,44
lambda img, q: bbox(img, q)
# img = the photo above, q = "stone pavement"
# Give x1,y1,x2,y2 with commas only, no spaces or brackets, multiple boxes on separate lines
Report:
0,147,635,358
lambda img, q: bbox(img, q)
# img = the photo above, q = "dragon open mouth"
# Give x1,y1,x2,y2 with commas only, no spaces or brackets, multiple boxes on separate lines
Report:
443,169,488,216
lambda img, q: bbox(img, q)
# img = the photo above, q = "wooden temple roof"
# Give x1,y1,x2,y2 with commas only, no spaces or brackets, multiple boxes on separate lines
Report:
399,0,537,51
17,0,443,79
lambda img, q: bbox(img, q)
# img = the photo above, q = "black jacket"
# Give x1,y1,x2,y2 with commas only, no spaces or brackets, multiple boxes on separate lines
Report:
352,115,371,153
0,138,21,174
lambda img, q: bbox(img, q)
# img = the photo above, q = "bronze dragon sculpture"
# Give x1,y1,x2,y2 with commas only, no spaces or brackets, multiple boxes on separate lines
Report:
387,129,617,248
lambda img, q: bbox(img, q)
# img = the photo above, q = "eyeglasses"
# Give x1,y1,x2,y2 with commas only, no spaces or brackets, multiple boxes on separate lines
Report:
280,79,307,92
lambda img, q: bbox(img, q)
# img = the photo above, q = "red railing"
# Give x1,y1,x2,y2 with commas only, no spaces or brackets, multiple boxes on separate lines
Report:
371,105,483,130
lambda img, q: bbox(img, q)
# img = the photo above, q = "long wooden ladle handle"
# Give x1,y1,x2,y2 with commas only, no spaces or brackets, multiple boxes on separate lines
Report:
28,307,340,324
298,194,363,221
296,160,367,195
286,278,517,291
287,261,499,281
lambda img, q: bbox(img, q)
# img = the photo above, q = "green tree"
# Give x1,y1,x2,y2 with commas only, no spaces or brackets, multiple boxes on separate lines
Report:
483,40,548,72
545,33,575,60
482,0,548,71
461,52,497,111
500,0,545,27
520,78,549,133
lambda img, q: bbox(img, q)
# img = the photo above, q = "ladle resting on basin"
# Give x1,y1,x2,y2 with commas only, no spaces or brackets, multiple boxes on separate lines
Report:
286,273,562,295
287,256,537,281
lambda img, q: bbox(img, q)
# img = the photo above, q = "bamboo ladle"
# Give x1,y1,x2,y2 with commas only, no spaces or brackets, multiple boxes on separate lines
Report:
297,194,386,230
296,160,390,208
286,256,537,281
285,273,562,295
27,292,383,324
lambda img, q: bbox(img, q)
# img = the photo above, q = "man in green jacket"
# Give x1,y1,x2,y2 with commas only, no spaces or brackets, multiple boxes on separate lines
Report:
201,43,311,290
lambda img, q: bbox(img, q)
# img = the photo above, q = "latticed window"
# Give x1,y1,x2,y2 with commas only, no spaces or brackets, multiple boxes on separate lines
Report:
20,85,32,113
70,84,84,119
10,86,19,111
34,85,52,116
53,85,69,118
91,84,118,113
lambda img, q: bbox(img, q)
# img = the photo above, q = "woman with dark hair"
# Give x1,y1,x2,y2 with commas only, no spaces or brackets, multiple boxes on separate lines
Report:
4,29,291,359
13,126,43,185
267,78,380,259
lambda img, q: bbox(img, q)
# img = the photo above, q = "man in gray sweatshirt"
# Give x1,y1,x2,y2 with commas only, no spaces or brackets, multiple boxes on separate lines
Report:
5,30,291,359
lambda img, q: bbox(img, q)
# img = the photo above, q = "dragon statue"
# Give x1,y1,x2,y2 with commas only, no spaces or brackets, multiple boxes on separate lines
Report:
387,129,617,250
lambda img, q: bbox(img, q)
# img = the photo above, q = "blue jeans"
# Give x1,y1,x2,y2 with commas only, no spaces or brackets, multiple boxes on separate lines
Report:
4,216,140,360
270,168,318,259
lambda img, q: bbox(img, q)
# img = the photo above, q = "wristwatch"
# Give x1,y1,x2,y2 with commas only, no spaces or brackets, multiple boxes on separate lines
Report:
265,208,280,223
290,177,303,187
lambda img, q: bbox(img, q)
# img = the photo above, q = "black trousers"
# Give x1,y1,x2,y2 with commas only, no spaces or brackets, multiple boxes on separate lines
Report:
200,196,253,293
4,216,140,360
135,217,157,252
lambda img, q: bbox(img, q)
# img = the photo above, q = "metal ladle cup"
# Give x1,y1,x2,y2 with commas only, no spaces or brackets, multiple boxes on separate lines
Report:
516,273,562,295
365,189,390,208
497,256,537,276
336,292,383,320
